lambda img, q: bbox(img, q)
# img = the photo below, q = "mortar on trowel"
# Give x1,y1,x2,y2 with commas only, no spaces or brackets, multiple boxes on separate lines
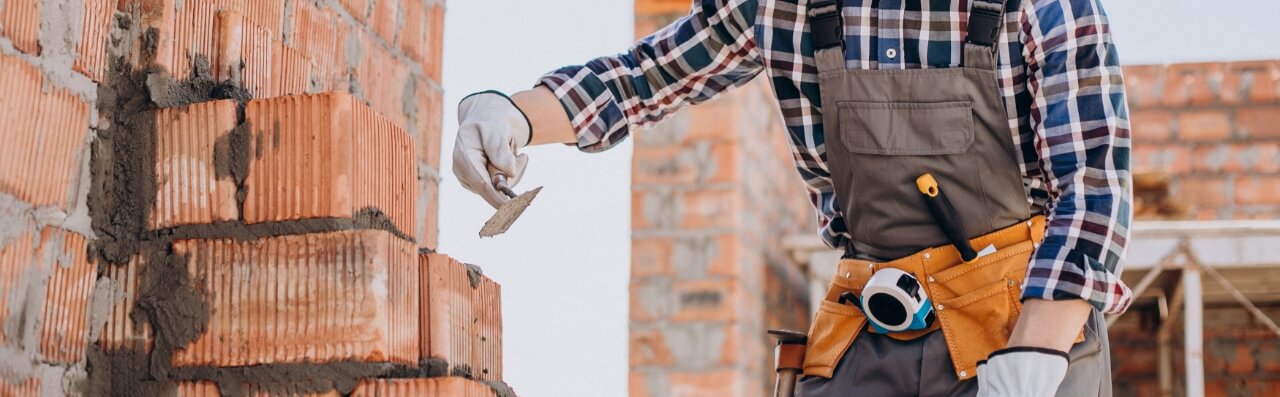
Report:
478,174,541,237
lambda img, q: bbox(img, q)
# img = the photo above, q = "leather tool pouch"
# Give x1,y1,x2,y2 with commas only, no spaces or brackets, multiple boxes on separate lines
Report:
801,216,1081,380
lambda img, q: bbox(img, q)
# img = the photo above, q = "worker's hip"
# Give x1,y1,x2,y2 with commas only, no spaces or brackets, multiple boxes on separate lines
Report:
800,215,1086,381
796,309,1111,397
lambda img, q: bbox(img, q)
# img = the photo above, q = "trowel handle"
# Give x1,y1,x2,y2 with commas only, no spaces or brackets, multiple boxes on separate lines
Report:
492,174,518,198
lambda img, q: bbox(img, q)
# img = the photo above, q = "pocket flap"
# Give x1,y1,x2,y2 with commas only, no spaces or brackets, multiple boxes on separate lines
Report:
837,101,975,155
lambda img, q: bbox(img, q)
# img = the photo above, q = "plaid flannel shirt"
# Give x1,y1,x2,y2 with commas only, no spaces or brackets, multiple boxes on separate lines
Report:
538,0,1133,314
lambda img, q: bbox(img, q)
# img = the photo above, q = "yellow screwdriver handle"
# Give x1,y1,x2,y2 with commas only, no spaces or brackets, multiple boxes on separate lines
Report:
916,173,939,197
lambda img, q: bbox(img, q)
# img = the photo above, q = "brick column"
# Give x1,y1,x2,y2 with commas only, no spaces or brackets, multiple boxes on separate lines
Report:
630,2,813,396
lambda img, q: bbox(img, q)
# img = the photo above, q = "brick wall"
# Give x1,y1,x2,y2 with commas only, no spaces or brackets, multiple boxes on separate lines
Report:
0,1,513,396
1128,61,1280,219
630,2,814,396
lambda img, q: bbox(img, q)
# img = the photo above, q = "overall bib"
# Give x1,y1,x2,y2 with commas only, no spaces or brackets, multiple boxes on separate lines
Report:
794,1,1112,396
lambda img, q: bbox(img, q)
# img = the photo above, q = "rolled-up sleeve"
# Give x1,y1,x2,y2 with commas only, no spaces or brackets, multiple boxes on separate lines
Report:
1019,0,1133,314
537,0,763,153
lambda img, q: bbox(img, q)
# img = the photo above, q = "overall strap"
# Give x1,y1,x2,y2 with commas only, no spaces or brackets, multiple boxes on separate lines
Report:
809,0,845,74
963,0,1007,70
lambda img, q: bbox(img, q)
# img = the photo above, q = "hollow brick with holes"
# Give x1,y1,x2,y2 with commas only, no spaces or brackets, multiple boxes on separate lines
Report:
151,99,240,229
172,229,419,367
243,92,417,240
421,253,503,381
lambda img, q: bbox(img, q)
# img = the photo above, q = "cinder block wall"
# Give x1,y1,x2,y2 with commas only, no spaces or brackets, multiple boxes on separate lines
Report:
0,1,513,396
629,2,814,396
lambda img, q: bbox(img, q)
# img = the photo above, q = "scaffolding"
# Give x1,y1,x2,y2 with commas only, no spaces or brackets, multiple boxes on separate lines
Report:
785,219,1280,397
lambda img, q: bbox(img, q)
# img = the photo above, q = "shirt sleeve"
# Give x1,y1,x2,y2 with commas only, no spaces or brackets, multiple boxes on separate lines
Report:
1018,0,1133,314
537,0,764,153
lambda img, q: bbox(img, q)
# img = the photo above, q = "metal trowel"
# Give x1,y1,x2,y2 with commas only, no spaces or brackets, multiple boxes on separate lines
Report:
479,174,541,237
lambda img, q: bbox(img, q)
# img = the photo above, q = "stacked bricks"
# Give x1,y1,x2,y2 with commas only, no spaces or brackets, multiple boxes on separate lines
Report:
1108,304,1280,397
0,0,516,396
0,0,101,393
1126,61,1280,220
630,2,814,396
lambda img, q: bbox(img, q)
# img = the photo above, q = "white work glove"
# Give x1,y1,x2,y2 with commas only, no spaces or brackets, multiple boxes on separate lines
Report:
976,347,1070,397
452,91,532,208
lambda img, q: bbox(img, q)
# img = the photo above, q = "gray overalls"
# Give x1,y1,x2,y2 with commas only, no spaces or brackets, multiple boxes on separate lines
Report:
794,0,1112,395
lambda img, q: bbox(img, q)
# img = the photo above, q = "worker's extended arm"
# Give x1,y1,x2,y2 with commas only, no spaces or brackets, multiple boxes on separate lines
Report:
979,0,1133,395
454,0,763,204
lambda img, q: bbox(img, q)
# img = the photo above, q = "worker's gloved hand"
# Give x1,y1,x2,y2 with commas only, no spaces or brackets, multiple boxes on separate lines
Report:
976,347,1069,397
452,91,532,208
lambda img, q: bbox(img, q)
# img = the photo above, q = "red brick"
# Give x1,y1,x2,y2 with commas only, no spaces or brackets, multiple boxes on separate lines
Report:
631,237,674,277
173,230,419,367
244,93,417,240
337,0,370,22
169,0,217,79
36,230,94,364
1121,65,1165,110
633,141,739,186
213,10,273,96
420,253,503,382
98,256,152,352
680,188,742,230
353,31,411,128
1192,143,1280,174
413,77,443,169
1241,61,1280,103
1129,110,1174,142
419,176,439,249
399,0,429,66
685,99,742,144
425,3,443,81
1237,106,1280,138
1177,110,1232,141
1235,176,1280,206
151,100,240,229
630,328,674,366
371,0,399,44
1176,177,1230,211
0,55,91,210
270,40,310,97
352,378,498,397
0,228,36,348
74,0,115,82
630,371,654,397
288,1,347,92
668,370,744,397
1132,145,1193,175
1,0,40,55
669,278,741,323
212,0,284,39
0,228,93,364
1160,63,1218,108
0,377,40,397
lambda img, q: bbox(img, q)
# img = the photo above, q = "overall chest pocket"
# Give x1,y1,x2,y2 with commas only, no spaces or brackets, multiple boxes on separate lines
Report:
837,101,975,155
829,100,984,258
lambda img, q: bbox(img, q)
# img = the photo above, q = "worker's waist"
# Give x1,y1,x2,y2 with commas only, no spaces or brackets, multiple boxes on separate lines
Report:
835,215,1046,286
829,215,1049,299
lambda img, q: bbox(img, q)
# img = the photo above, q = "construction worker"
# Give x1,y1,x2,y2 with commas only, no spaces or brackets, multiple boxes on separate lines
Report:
453,0,1132,395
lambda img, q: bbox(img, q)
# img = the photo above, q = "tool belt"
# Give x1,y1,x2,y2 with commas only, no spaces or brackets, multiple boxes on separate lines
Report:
802,215,1081,381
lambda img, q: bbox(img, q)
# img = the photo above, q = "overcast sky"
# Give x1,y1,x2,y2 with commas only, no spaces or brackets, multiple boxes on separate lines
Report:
438,1,1280,396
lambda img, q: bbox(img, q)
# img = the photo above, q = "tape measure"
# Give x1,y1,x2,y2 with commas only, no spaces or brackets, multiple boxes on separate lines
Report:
860,268,935,333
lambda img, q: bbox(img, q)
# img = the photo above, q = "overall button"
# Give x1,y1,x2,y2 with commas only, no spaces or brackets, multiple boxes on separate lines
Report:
885,47,898,59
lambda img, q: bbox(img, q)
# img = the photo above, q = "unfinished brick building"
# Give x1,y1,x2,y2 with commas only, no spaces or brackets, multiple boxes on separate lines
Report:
0,0,514,396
